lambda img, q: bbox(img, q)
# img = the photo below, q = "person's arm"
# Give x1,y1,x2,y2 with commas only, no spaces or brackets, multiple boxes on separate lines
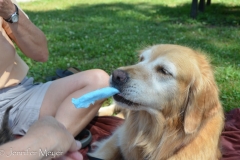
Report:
0,0,49,62
0,116,83,160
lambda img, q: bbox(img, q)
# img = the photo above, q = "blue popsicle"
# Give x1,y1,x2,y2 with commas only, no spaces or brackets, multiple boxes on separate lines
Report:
72,87,120,108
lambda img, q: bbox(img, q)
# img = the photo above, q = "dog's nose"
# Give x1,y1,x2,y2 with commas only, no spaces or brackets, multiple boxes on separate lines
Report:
112,69,128,85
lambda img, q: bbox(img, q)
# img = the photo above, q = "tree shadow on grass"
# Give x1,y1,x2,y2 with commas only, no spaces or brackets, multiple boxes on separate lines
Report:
24,2,239,64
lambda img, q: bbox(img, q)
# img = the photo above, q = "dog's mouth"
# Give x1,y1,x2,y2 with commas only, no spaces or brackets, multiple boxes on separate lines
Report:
113,94,140,106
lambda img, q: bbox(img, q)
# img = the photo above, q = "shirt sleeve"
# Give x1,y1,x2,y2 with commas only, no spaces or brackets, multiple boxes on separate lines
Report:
2,19,12,36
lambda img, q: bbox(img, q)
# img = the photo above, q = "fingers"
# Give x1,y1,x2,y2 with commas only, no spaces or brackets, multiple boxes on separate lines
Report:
68,140,82,152
56,151,83,160
27,116,83,160
66,151,83,160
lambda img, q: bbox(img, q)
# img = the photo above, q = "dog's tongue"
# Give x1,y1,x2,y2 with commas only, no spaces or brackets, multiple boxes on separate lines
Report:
72,87,120,108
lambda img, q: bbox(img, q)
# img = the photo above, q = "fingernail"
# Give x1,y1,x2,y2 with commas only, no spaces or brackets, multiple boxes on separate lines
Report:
76,140,82,149
75,152,83,160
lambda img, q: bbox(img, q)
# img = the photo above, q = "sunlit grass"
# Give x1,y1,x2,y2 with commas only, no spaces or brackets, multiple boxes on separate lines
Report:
18,0,240,111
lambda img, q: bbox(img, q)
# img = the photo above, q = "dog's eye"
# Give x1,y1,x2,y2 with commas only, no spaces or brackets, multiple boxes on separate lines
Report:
139,56,144,62
156,66,171,76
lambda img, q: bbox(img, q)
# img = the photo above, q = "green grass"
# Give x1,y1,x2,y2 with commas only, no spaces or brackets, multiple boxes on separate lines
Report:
17,0,240,112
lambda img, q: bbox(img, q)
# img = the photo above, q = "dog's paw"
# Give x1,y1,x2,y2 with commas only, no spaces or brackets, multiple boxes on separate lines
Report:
91,141,102,150
87,147,105,160
88,141,108,159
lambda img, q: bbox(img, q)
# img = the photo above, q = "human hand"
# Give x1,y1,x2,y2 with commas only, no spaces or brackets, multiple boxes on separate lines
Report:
0,0,15,19
25,116,83,160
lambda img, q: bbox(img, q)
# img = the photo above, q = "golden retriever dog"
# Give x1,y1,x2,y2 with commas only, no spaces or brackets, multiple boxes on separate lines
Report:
90,44,224,160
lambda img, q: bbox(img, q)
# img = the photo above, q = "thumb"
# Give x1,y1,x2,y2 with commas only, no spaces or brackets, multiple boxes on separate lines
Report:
69,140,82,152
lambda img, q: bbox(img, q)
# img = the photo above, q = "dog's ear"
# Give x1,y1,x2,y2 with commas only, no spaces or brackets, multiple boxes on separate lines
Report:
183,57,220,134
183,79,204,134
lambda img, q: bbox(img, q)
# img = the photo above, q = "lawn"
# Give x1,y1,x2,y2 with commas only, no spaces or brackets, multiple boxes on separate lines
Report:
18,0,240,112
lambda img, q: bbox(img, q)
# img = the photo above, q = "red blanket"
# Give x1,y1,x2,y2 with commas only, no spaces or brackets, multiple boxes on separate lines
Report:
81,109,240,160
221,109,240,160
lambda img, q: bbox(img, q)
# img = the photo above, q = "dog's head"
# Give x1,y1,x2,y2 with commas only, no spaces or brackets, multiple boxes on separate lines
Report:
111,44,221,134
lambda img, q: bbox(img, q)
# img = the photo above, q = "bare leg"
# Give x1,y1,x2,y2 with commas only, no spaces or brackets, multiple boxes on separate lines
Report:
39,69,109,136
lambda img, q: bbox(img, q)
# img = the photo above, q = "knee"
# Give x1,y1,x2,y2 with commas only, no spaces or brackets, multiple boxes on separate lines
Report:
88,69,110,88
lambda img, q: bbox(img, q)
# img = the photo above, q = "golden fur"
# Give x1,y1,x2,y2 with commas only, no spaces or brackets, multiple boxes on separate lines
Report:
91,44,224,160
